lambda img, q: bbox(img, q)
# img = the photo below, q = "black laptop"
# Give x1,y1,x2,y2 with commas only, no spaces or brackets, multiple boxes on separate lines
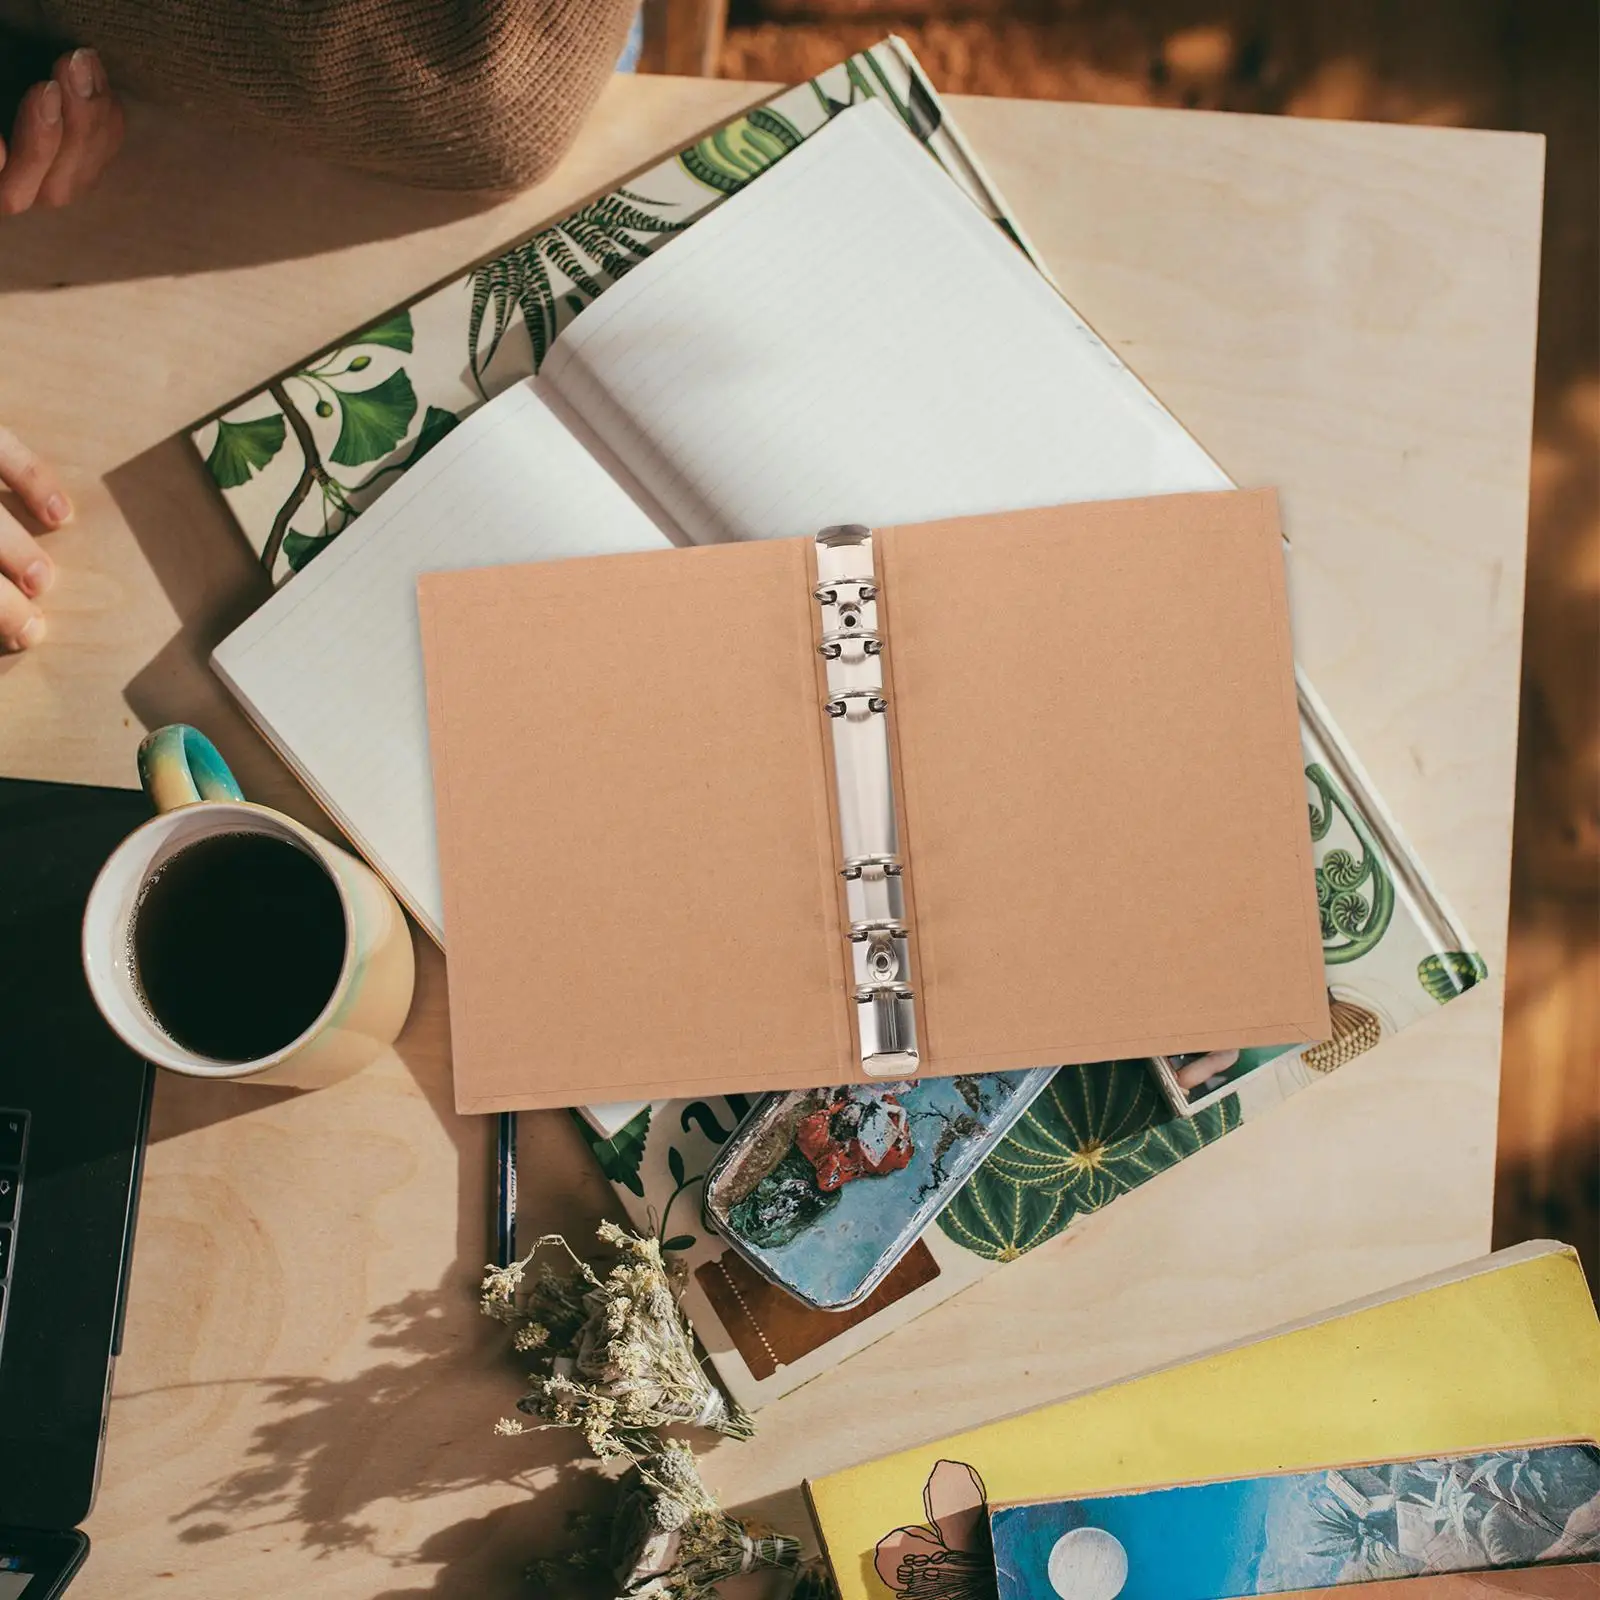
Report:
0,779,156,1598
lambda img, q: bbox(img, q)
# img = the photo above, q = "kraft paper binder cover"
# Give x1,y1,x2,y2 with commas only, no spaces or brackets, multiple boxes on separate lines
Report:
419,489,1328,1113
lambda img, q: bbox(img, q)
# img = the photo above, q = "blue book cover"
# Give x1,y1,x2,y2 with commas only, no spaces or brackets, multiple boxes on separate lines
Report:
989,1444,1600,1600
701,1071,1055,1309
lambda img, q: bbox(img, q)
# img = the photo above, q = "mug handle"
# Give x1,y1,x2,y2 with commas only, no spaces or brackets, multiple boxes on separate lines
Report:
137,724,245,813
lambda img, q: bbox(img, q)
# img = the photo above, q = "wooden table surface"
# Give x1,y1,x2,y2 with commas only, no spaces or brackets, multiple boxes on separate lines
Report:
0,74,1543,1599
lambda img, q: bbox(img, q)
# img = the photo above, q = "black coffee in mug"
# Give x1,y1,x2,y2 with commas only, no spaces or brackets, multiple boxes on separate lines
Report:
129,832,347,1062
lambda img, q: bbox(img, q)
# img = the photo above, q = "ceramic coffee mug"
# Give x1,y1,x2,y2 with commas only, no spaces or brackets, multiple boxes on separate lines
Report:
83,725,416,1088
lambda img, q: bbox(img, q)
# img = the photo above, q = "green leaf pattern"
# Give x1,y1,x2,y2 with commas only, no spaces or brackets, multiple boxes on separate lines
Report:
281,530,328,572
201,46,1042,588
467,187,686,385
205,414,286,490
679,107,805,194
1308,762,1396,962
1418,949,1488,1003
405,404,461,464
939,1179,1071,1261
327,367,417,467
350,311,415,352
571,1106,653,1199
938,1063,1240,1261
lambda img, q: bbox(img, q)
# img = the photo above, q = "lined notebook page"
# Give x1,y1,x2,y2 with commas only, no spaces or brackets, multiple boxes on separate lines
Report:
212,380,668,941
541,99,1229,546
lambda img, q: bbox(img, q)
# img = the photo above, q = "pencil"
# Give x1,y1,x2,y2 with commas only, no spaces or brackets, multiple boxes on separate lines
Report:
495,1110,518,1268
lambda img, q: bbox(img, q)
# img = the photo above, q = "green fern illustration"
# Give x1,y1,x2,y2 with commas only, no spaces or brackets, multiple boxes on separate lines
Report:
467,189,685,389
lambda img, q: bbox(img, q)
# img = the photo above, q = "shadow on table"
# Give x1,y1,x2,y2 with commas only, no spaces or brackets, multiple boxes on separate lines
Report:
137,929,452,1145
363,1492,629,1600
105,530,619,1582
0,99,491,293
96,408,695,1584
165,1281,610,1599
153,990,624,1589
105,432,305,804
103,425,433,1141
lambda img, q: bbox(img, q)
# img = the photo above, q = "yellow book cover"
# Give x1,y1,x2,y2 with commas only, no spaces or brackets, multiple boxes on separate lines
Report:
805,1242,1600,1600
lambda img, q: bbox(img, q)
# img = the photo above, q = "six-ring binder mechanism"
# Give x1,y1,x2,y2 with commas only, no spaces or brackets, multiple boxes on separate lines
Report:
813,525,919,1078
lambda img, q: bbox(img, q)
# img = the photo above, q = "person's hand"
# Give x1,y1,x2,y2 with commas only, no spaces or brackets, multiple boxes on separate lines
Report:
0,48,123,216
1173,1049,1239,1092
0,426,73,651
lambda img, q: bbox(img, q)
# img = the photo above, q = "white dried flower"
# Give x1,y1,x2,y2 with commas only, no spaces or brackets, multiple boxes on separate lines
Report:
488,1225,753,1459
607,1442,800,1599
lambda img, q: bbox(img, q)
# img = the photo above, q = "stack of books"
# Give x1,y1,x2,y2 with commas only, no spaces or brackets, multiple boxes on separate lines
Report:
805,1242,1600,1597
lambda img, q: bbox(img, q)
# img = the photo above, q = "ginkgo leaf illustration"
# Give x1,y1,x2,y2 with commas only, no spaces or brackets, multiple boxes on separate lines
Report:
329,369,418,467
350,310,415,352
282,531,327,572
206,413,286,489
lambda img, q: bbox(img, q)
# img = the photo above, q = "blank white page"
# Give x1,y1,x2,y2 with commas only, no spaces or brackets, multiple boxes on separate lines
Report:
212,379,668,941
541,99,1229,546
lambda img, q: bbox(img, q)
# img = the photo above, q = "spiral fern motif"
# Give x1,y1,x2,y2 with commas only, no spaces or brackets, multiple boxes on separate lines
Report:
1306,764,1395,963
1320,847,1365,890
1329,890,1370,936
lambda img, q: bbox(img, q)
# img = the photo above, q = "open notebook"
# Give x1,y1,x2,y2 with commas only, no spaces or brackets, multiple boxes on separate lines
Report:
212,98,1227,954
418,494,1326,1111
212,92,1483,1143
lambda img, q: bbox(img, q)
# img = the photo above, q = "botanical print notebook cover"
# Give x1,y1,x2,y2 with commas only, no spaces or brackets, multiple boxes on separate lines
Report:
187,38,1490,1402
189,39,1049,586
806,1244,1600,1600
989,1445,1600,1599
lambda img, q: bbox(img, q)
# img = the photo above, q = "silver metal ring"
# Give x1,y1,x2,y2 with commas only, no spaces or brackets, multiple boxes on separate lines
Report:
826,689,888,717
848,919,907,942
840,853,902,880
813,577,879,606
819,630,883,659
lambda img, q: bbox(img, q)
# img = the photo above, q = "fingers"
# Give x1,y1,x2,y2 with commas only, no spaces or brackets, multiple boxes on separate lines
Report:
0,425,71,529
0,505,49,651
37,50,123,210
0,577,45,651
0,85,62,216
1174,1049,1239,1090
0,51,123,216
0,81,64,216
0,428,70,652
